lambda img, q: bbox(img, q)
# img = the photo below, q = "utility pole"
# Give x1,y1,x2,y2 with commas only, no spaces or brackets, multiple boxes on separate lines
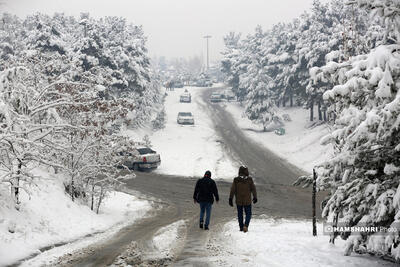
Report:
203,35,212,70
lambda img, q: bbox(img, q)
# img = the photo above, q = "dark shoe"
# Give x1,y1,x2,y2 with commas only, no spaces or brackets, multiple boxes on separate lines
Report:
240,228,243,232
200,222,203,229
243,226,248,233
204,226,209,230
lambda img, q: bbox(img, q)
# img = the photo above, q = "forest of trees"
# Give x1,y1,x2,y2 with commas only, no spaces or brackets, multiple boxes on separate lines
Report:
0,13,163,213
221,0,386,127
222,0,400,261
152,55,204,83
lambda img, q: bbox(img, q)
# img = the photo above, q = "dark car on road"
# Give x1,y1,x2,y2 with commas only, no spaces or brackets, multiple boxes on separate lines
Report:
210,92,222,103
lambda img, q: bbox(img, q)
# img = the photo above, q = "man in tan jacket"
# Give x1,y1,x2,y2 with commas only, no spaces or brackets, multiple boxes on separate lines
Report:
229,166,257,232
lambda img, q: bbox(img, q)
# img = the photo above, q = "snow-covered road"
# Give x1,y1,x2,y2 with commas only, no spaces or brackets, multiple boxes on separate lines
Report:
11,86,393,267
223,101,333,174
126,86,238,179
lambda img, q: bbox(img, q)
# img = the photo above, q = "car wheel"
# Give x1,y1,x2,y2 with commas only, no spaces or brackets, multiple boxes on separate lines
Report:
133,164,139,171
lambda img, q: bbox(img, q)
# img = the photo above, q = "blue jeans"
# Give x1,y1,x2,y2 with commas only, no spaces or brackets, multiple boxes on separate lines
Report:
237,205,252,229
199,202,212,227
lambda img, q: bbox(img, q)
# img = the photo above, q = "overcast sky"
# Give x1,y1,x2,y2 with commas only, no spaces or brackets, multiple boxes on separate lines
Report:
2,0,319,62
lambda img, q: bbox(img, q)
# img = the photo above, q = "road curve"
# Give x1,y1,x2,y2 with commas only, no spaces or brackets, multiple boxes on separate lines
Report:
55,86,318,267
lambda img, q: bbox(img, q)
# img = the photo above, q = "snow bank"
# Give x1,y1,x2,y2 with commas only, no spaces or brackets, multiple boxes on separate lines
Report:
209,217,396,267
0,169,151,266
151,220,186,258
125,87,238,179
224,102,333,173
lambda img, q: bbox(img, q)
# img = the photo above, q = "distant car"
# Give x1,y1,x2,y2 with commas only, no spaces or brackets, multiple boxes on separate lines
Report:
180,92,191,103
118,147,161,171
210,92,222,102
177,112,194,125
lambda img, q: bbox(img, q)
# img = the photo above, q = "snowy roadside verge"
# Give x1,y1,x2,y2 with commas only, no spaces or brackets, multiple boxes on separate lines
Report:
125,86,238,179
0,169,152,267
111,219,187,266
223,101,333,173
207,217,396,267
150,219,186,259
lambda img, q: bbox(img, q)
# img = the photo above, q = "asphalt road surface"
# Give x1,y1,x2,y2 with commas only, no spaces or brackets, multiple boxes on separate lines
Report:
55,87,319,267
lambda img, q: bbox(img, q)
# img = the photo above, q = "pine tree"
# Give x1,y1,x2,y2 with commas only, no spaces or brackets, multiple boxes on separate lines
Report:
310,0,400,260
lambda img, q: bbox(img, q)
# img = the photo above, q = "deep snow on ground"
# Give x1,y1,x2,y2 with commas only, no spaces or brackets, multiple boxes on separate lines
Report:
0,168,151,266
126,86,238,179
208,217,396,267
150,219,186,259
223,101,333,173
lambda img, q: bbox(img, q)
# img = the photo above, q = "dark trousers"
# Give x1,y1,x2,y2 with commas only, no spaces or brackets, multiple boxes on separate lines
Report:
237,205,252,229
199,202,212,227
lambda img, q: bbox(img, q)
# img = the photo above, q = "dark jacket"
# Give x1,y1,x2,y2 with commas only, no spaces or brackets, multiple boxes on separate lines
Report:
193,177,219,204
229,175,257,206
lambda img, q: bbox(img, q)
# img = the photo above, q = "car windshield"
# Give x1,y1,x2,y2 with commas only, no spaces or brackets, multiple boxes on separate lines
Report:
137,148,156,155
178,112,192,116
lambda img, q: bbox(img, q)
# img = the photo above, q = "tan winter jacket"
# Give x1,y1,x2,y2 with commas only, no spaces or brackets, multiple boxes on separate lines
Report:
229,176,257,206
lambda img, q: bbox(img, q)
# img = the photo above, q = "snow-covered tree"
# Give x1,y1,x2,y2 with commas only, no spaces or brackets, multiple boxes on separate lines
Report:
0,67,75,208
221,32,242,95
309,0,400,260
0,12,163,213
242,60,280,131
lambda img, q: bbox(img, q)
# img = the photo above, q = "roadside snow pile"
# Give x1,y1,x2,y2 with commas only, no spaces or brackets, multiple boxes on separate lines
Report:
151,220,186,259
0,169,151,267
126,87,238,179
208,217,396,267
224,102,333,173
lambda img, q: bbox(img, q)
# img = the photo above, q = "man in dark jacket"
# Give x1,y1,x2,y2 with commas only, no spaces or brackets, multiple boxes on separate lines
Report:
229,166,257,232
193,170,219,230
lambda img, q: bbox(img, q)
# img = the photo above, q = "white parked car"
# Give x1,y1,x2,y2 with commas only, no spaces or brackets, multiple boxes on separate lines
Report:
118,147,161,171
180,92,191,103
177,112,195,125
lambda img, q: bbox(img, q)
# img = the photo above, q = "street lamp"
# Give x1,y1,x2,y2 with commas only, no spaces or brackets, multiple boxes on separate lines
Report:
203,35,212,70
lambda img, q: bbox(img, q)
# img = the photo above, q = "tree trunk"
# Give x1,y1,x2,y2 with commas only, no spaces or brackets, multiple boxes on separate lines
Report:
318,101,322,121
70,141,75,201
289,91,293,107
309,99,314,122
91,183,95,211
282,96,286,107
323,110,327,121
13,161,22,208
70,178,75,202
96,186,104,214
330,212,339,244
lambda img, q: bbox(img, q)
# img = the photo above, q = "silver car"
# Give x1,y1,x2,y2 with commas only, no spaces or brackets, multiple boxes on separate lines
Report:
177,112,195,125
118,147,161,171
180,92,191,103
